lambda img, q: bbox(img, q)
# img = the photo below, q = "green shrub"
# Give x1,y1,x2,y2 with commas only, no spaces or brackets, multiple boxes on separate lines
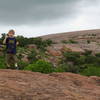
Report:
44,39,53,46
54,67,65,72
24,64,34,71
55,64,80,73
0,56,6,69
83,50,92,56
87,40,91,44
24,60,54,74
65,65,81,73
62,40,78,44
80,66,100,76
63,52,80,63
68,39,78,44
95,53,100,57
54,64,67,72
85,55,98,64
18,61,29,70
76,56,86,65
61,40,68,44
27,49,38,63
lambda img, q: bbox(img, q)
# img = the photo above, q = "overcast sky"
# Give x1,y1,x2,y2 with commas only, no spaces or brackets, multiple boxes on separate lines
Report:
0,0,100,37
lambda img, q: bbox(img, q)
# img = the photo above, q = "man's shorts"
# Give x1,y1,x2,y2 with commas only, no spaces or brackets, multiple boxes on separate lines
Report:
6,54,18,68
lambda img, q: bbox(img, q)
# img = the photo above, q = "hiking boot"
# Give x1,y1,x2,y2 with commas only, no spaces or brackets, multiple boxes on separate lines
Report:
7,67,11,69
15,66,19,70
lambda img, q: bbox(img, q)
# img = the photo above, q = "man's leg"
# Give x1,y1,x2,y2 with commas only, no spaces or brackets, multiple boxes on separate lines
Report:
13,54,19,70
6,54,11,69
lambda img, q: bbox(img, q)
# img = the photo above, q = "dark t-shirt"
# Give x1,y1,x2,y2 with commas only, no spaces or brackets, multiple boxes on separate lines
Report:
6,37,17,54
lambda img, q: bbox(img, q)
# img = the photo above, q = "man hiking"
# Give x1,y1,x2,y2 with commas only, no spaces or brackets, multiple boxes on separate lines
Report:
3,29,19,69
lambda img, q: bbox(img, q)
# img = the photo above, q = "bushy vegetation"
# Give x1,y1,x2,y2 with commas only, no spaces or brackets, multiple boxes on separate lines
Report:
18,61,29,70
62,39,78,44
22,50,100,76
27,49,38,63
24,60,54,74
87,40,91,44
16,36,53,52
80,66,100,76
0,33,100,76
60,51,100,76
0,56,6,69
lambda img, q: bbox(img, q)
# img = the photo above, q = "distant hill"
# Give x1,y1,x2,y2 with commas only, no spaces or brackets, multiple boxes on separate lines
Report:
40,29,100,54
40,29,100,43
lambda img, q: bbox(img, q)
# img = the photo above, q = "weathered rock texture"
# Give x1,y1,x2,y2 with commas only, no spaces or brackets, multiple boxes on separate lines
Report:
0,70,100,100
41,29,100,53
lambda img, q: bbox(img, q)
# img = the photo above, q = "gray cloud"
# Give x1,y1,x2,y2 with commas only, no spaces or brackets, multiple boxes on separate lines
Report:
0,0,82,25
0,0,100,37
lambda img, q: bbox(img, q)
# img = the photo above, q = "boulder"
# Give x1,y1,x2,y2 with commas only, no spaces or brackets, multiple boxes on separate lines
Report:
61,44,85,53
27,44,37,49
47,45,62,56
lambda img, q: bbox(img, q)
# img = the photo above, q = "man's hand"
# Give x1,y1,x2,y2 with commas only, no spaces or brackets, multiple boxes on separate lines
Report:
16,42,19,45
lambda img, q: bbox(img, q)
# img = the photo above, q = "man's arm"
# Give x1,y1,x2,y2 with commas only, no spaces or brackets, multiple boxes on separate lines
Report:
15,38,19,46
3,35,8,44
